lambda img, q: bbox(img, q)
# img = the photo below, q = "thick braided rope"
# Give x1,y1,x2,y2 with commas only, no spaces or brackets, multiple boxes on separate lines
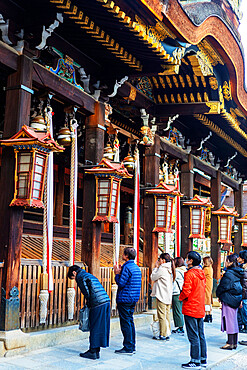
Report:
42,172,47,273
69,132,75,267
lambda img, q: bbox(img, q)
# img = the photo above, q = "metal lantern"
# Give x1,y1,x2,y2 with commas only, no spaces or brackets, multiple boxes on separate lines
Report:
212,205,239,244
57,126,72,146
236,214,247,247
0,125,64,208
30,115,47,131
103,142,114,161
183,195,214,239
146,182,183,233
86,158,132,223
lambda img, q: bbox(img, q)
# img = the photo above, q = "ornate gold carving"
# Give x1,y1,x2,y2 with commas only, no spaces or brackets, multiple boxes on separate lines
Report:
219,86,225,110
221,108,247,140
152,76,159,88
128,86,137,101
159,76,165,88
170,94,176,103
194,114,247,157
204,92,209,102
177,94,182,104
165,76,172,88
164,94,169,103
179,75,185,88
197,93,202,102
190,93,195,102
186,75,192,87
158,94,162,103
198,40,224,66
183,93,188,103
201,76,207,88
172,76,179,88
222,81,232,101
209,77,218,90
196,51,213,76
205,102,220,114
193,75,199,87
159,65,180,75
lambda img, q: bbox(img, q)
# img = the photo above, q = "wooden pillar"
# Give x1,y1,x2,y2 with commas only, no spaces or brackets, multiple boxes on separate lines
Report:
81,102,105,279
180,154,194,258
234,183,243,254
211,171,222,282
143,135,160,274
54,161,65,226
0,55,33,331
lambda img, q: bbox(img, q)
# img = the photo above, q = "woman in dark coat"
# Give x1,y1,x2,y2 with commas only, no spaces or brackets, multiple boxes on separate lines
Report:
216,254,244,350
68,265,110,360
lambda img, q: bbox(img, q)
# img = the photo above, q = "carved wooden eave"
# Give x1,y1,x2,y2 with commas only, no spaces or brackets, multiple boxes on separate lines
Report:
161,0,247,115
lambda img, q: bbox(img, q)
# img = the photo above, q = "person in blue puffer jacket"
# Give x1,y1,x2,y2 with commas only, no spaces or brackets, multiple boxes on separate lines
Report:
114,247,142,355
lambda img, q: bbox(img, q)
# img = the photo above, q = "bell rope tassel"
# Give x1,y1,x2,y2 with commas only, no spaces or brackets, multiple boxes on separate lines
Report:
39,289,49,324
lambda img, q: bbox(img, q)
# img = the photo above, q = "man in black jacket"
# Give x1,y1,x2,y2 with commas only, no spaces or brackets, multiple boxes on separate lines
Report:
68,265,110,360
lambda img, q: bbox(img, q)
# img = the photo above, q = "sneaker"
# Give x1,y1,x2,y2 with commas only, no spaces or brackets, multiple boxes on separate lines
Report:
172,328,179,334
177,328,185,335
133,350,136,354
152,336,160,340
159,335,170,340
201,359,207,367
115,348,133,355
182,361,201,369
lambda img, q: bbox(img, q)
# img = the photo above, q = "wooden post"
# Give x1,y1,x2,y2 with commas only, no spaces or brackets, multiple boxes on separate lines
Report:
211,171,222,282
234,183,243,254
0,55,33,331
81,102,105,279
143,135,160,275
180,154,194,258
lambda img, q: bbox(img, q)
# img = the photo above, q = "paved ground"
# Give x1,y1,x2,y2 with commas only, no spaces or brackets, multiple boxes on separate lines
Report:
0,308,247,369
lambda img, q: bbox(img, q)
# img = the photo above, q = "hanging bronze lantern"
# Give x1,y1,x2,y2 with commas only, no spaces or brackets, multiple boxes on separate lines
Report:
103,142,114,161
0,125,64,208
30,115,47,131
183,195,214,239
212,205,239,244
86,158,132,222
57,126,72,146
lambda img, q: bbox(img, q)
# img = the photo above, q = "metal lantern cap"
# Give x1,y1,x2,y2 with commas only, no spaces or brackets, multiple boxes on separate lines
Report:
146,181,183,197
86,157,132,179
0,125,64,152
212,205,239,217
236,214,247,223
183,195,214,208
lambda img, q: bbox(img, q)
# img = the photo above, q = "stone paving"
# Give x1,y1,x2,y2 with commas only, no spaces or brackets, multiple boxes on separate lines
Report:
0,308,247,369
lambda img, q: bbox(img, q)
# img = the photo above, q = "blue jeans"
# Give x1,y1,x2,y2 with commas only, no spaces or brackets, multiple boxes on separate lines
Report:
117,302,136,352
184,315,207,364
242,299,247,326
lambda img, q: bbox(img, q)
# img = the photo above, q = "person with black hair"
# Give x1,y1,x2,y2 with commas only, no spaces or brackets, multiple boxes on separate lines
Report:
179,251,207,369
151,253,176,340
114,247,142,355
68,265,110,360
216,253,244,350
238,250,247,334
172,257,186,335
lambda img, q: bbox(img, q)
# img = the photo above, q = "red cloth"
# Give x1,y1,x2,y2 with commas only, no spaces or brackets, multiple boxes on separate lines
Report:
179,267,206,318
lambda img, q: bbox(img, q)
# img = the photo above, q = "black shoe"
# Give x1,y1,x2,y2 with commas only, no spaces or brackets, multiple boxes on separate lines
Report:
80,350,97,360
201,359,207,367
239,341,247,346
204,315,210,323
115,348,133,355
181,361,201,369
209,314,213,323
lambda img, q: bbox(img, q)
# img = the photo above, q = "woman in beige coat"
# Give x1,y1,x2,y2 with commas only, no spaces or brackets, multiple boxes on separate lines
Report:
203,256,214,323
151,253,175,340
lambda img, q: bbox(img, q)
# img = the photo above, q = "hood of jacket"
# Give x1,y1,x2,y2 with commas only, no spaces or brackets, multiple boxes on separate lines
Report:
177,266,187,273
160,261,172,274
187,266,205,280
227,266,244,279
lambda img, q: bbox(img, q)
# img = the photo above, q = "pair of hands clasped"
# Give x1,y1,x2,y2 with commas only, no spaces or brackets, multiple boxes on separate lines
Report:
114,264,122,275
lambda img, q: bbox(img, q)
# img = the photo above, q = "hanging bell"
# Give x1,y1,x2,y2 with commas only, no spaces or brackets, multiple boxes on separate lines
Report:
159,167,164,182
30,115,47,131
57,126,72,146
103,142,114,161
123,153,135,170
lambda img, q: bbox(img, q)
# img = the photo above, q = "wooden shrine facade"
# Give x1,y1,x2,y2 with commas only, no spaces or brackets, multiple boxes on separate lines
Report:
0,0,246,332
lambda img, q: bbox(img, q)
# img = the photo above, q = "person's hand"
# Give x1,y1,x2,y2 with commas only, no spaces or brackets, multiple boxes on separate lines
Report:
114,264,121,275
239,301,243,309
155,260,159,268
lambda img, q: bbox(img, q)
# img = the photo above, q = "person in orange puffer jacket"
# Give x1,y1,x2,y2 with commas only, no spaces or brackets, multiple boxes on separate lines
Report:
179,251,207,370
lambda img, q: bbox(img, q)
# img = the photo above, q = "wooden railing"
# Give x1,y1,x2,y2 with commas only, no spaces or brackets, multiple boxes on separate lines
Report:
19,260,149,330
0,262,3,304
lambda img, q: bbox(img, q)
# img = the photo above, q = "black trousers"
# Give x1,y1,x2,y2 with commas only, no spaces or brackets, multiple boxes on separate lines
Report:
117,302,136,352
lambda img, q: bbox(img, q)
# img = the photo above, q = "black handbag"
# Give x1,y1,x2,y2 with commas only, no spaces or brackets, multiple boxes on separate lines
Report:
79,305,90,332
